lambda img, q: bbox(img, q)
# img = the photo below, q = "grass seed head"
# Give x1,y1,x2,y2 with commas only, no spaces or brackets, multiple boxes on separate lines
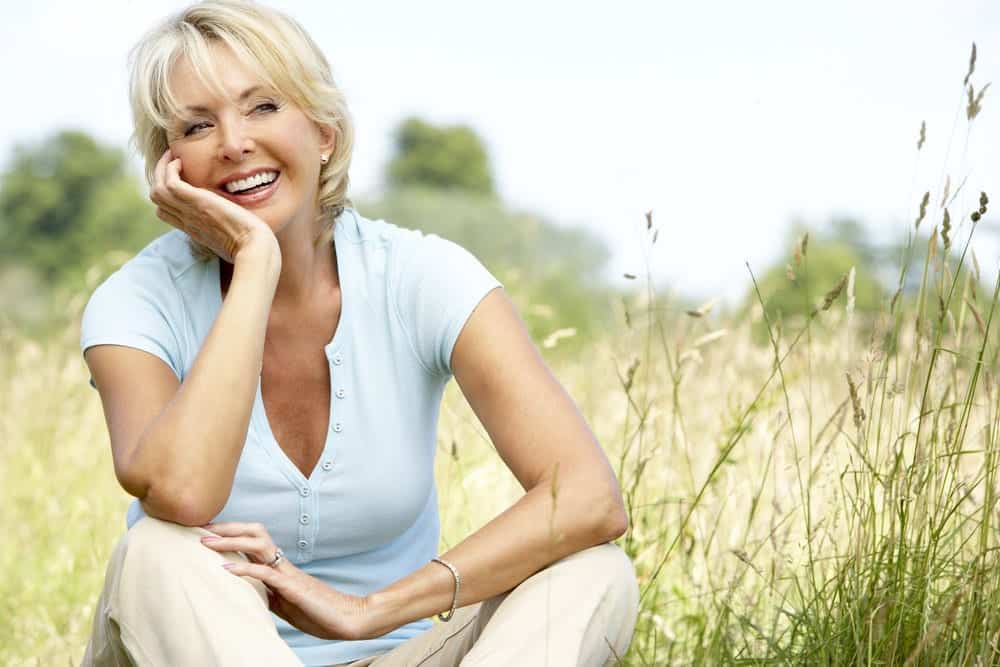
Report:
967,82,990,121
846,372,866,429
811,272,849,317
942,209,951,253
964,42,977,87
917,120,926,150
915,191,930,228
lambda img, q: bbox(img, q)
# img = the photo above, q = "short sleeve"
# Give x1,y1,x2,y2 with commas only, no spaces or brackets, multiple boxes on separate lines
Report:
80,258,186,389
392,232,503,376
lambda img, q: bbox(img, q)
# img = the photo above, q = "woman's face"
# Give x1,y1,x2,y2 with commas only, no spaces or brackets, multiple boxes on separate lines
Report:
165,43,334,235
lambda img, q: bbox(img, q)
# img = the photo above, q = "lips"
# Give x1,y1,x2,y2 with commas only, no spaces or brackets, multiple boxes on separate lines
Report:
216,171,281,206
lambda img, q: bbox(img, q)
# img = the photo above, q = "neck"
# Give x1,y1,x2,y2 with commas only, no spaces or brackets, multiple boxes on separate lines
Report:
220,215,338,315
270,215,338,313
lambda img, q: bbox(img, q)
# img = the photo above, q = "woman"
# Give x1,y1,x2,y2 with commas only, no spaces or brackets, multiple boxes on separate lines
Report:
79,1,639,665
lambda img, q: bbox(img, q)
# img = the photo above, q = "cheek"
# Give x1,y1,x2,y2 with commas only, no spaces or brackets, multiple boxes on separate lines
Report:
168,143,215,188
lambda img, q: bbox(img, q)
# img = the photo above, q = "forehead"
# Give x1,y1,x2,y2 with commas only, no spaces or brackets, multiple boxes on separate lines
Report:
168,42,268,109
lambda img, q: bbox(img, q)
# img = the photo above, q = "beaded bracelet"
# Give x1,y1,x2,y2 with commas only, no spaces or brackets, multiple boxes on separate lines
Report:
431,557,461,622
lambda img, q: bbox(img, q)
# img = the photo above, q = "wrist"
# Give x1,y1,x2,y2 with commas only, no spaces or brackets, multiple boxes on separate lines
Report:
234,235,281,281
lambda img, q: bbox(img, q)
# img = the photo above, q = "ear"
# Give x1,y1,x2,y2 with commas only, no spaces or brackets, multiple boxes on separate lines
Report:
317,122,337,159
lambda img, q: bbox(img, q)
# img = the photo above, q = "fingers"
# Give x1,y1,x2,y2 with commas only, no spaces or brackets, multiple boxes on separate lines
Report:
203,521,268,537
200,535,275,561
222,560,283,586
150,148,173,208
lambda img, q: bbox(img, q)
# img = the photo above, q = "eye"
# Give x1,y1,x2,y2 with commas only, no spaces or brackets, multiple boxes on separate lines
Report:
184,121,211,137
253,102,279,113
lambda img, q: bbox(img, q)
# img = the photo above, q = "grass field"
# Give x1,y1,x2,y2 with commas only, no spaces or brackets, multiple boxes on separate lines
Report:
3,216,1000,665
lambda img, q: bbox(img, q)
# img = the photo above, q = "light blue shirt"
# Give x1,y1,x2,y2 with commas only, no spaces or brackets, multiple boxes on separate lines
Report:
80,209,503,666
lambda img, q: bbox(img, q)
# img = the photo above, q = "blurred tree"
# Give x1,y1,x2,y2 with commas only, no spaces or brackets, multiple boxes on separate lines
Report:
386,117,495,196
744,226,884,344
0,130,157,288
359,187,614,342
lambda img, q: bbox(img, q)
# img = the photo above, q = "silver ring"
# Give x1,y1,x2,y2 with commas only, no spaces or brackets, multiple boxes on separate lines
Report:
267,547,284,568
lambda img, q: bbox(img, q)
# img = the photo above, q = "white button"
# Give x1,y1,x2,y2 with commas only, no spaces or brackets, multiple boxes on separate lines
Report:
300,513,310,525
333,423,343,433
322,460,333,471
299,486,311,497
332,353,343,366
297,539,308,549
336,388,346,399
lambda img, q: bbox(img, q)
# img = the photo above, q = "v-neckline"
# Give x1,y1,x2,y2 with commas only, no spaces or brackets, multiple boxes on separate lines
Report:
212,222,350,486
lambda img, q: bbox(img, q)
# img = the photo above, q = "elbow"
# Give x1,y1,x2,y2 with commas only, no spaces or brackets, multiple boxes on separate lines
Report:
573,474,628,544
141,478,226,527
599,490,629,542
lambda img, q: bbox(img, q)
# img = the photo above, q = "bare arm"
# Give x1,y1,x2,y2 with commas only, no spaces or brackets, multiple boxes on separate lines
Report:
364,288,627,634
87,239,280,526
86,149,282,526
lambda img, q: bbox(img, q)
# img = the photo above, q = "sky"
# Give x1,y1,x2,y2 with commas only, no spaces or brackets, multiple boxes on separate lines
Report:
1,0,998,305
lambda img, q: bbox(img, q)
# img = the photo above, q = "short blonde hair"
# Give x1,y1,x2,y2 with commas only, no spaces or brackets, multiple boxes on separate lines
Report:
128,0,354,260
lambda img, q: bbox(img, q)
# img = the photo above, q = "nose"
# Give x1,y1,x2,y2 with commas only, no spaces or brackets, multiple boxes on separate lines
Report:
216,116,254,163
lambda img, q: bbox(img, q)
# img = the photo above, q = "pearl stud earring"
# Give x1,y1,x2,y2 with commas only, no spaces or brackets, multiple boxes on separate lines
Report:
320,154,329,164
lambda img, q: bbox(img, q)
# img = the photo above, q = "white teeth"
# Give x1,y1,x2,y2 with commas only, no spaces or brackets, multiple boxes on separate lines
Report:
225,171,278,194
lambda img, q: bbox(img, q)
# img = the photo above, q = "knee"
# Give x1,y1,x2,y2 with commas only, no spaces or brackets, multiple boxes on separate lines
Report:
558,542,639,605
121,517,229,581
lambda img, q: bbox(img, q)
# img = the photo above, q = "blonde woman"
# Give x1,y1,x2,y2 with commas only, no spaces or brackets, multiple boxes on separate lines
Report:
79,2,638,665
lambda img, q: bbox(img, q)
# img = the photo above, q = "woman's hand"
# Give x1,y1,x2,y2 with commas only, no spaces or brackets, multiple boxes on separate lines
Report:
149,149,278,264
200,521,374,640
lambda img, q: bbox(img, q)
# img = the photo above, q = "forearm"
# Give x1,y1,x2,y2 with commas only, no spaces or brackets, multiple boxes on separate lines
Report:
134,245,281,524
365,469,627,637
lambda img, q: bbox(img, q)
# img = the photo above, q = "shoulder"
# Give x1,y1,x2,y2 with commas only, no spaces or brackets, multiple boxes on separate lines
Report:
92,229,201,294
338,208,486,291
336,207,428,251
82,229,201,337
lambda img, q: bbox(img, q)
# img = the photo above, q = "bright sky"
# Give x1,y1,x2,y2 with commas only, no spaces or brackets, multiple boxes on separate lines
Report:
1,1,998,305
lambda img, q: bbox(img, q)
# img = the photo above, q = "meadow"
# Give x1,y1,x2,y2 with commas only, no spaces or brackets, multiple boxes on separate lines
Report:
3,206,1000,665
2,46,998,667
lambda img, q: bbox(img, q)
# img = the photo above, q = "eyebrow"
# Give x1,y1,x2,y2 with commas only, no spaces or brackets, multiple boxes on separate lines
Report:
183,85,268,113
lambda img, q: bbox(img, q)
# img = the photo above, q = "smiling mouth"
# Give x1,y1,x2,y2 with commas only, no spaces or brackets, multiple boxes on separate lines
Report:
224,170,280,194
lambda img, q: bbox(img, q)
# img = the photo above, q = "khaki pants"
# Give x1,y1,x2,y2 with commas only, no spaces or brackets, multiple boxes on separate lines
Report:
81,517,639,666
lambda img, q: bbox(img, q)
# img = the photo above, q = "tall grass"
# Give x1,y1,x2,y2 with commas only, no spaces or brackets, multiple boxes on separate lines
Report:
1,45,997,666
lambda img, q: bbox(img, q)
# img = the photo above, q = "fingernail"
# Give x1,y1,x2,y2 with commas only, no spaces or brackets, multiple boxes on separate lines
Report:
222,563,235,570
201,536,220,543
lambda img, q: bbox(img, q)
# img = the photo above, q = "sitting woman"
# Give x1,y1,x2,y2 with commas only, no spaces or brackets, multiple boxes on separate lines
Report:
79,1,638,665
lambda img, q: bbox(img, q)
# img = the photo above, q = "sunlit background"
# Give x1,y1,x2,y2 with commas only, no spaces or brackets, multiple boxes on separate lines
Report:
3,0,997,305
5,3,1000,664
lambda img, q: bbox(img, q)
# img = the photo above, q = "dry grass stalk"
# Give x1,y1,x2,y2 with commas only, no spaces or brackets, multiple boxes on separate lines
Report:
915,191,930,228
902,589,965,667
942,209,952,253
810,272,849,317
967,82,990,121
965,297,986,335
846,267,856,317
964,42,977,87
692,329,728,348
941,174,951,207
846,372,866,429
686,297,718,318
